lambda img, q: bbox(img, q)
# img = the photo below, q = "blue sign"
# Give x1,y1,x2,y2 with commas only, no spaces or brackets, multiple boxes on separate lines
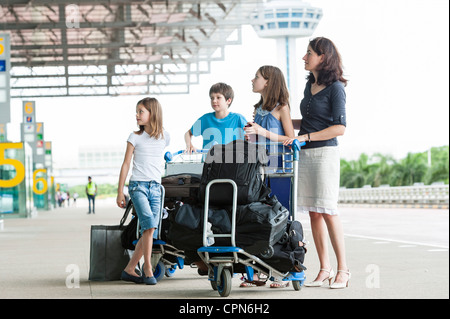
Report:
0,60,5,72
0,194,14,214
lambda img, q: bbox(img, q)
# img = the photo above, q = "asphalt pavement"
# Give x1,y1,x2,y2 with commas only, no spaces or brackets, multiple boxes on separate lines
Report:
0,198,448,301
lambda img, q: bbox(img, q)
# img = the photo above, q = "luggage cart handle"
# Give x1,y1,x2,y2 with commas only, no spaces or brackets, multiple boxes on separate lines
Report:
291,140,305,220
291,140,305,161
202,179,238,248
245,140,305,161
164,150,209,163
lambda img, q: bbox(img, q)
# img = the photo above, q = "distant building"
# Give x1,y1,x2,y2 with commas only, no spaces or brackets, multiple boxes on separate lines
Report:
78,145,124,169
53,145,126,187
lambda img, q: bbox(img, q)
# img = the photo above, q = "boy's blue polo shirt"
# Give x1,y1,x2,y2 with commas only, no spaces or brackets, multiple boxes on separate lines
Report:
190,112,247,149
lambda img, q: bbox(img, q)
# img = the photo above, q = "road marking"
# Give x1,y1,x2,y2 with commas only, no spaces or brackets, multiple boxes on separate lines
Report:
343,233,449,249
302,227,449,249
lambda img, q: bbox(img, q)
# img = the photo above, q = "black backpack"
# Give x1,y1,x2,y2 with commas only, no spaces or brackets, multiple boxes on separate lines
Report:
199,140,270,206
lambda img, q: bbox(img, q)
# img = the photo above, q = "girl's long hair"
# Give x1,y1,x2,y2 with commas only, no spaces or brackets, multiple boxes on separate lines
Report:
254,65,290,112
307,37,348,87
135,97,164,139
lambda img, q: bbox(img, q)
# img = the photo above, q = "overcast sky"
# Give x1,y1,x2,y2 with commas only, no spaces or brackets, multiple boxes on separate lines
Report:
7,0,450,168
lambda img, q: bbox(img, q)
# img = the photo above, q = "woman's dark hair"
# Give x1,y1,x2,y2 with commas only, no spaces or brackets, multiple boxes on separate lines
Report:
307,37,348,87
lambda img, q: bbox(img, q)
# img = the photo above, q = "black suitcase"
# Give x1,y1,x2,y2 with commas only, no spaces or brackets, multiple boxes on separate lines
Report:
162,173,201,206
235,196,289,258
199,140,270,206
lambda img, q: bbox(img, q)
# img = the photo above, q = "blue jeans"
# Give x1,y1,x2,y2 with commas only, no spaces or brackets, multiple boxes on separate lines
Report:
87,194,95,213
128,181,162,238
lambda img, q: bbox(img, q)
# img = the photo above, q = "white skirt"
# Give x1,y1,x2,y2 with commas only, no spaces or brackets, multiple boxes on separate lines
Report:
297,146,340,215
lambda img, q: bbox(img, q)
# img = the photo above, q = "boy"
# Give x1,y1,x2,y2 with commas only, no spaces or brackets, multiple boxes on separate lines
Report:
185,82,247,152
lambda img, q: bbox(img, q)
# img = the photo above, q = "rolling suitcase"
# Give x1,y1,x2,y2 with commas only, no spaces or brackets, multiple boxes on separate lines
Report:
162,173,201,206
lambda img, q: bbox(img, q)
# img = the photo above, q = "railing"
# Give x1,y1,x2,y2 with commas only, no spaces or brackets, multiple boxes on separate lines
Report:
339,184,449,206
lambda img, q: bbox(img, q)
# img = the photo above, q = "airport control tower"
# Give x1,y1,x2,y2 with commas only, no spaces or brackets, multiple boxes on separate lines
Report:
251,0,322,108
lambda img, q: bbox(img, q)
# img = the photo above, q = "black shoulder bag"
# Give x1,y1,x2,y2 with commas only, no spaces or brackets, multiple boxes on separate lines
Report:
120,200,139,250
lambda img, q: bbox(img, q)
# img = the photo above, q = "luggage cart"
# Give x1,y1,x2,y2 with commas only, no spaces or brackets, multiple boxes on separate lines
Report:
164,149,208,176
197,140,306,297
133,185,185,282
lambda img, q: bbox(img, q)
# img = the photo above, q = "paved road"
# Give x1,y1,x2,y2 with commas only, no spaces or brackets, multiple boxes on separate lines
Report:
0,198,448,301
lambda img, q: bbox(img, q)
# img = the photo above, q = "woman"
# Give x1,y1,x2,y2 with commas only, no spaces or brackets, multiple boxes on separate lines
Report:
284,37,350,289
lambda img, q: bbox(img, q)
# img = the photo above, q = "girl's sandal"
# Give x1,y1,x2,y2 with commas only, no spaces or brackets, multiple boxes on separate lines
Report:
270,280,290,288
239,279,266,288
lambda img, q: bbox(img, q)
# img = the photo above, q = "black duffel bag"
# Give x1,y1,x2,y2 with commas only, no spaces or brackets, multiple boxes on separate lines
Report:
168,202,232,253
262,220,307,273
235,196,289,257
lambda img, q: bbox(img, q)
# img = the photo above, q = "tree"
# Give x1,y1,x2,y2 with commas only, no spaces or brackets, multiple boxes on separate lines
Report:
425,146,449,184
340,146,449,188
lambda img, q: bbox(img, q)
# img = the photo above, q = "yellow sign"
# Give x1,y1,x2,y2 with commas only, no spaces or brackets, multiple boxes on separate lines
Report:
0,37,4,56
33,169,48,195
0,143,25,188
0,143,50,195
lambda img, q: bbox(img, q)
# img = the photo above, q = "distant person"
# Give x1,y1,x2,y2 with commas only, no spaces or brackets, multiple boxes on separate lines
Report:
86,176,97,214
66,191,70,206
284,37,350,289
73,192,79,207
184,82,247,152
61,191,67,207
56,191,62,207
116,97,170,285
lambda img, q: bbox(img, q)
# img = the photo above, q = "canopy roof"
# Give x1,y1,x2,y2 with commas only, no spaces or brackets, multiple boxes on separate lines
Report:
0,0,262,97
